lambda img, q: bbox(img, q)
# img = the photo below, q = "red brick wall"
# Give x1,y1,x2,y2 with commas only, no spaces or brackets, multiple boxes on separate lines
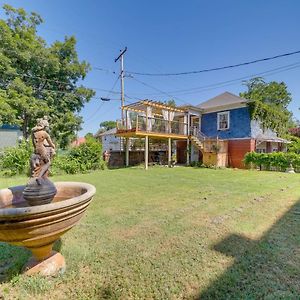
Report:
228,139,255,168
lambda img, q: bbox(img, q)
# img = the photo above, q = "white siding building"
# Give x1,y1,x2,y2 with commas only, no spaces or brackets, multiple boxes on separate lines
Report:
0,125,22,149
97,128,124,153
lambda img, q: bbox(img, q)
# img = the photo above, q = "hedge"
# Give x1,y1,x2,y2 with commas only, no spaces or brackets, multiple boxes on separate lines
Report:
244,152,300,172
0,136,106,176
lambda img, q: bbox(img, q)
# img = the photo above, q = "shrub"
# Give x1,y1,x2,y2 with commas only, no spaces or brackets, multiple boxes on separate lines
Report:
0,141,32,176
51,155,80,175
190,161,203,167
287,135,300,154
244,152,300,172
69,136,104,171
0,136,105,176
51,136,105,174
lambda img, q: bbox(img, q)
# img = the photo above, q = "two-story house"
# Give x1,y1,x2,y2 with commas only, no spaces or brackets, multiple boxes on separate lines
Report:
193,92,288,168
110,92,288,169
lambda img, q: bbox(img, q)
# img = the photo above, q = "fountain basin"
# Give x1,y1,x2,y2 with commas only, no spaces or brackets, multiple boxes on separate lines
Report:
0,181,96,276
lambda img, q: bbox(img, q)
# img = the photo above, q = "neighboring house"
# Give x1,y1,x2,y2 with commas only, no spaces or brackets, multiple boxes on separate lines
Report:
71,137,86,147
289,127,300,137
0,124,22,149
95,128,124,152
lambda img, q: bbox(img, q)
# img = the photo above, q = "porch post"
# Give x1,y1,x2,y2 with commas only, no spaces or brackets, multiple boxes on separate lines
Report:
145,135,149,170
146,107,149,132
187,112,190,166
187,112,190,136
125,138,130,167
168,137,172,167
186,138,190,166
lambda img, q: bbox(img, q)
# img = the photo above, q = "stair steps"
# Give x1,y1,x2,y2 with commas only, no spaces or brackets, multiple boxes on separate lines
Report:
190,136,204,150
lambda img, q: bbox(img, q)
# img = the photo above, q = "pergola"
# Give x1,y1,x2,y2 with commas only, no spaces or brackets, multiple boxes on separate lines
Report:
117,100,190,169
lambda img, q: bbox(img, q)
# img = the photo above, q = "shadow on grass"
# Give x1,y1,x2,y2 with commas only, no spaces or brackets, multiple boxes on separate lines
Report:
0,243,29,283
0,238,63,283
198,199,300,299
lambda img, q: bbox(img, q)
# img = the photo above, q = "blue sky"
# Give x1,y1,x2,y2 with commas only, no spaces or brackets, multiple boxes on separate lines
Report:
1,0,300,135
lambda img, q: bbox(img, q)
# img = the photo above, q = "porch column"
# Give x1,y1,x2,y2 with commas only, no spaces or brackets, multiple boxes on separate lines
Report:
187,112,190,136
168,137,172,167
145,135,149,170
125,138,130,167
183,114,188,136
186,138,190,166
198,113,202,133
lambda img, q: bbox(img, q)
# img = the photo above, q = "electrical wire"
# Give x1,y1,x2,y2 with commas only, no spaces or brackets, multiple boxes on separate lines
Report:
126,49,300,76
173,63,300,96
0,47,119,77
125,61,300,97
85,76,120,121
129,76,191,105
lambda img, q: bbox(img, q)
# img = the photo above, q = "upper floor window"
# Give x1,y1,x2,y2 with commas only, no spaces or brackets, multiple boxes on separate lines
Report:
217,111,230,130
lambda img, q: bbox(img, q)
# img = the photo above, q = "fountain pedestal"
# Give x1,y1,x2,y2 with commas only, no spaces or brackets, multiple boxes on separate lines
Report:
23,251,66,276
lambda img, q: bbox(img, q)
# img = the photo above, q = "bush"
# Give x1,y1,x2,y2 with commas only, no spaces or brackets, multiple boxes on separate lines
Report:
244,152,300,172
287,135,300,154
0,136,106,176
0,142,32,176
52,136,105,174
190,161,203,167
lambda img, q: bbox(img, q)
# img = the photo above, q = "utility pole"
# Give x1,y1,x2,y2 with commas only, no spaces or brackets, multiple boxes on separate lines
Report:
115,47,127,125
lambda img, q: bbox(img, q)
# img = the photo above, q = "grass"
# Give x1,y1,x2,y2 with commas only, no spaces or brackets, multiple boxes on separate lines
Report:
0,166,299,299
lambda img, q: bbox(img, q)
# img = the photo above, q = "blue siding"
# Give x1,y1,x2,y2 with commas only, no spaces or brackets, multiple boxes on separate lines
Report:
201,107,251,139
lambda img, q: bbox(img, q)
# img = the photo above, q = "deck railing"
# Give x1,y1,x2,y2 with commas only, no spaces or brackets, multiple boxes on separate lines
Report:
117,116,188,136
189,124,207,140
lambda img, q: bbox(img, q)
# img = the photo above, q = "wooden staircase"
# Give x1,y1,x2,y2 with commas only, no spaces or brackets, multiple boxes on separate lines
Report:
190,135,204,151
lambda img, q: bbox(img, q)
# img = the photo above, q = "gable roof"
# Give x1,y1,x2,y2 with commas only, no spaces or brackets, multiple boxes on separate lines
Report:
197,92,249,110
95,127,117,137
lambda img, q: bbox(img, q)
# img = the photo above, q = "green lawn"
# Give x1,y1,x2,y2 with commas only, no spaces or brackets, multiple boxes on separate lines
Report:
0,167,299,299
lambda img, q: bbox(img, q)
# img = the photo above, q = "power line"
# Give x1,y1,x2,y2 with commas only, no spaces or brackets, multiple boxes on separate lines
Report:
129,76,191,105
173,63,300,96
125,61,300,96
104,75,120,99
1,70,122,97
0,47,119,80
126,49,300,76
86,76,120,120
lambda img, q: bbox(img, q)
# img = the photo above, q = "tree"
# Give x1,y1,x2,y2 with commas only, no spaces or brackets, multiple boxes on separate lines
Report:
99,120,116,132
0,5,95,147
240,77,295,135
240,77,292,108
85,132,94,139
164,99,176,107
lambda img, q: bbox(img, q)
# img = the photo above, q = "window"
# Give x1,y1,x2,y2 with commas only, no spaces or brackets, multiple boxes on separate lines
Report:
256,148,266,153
217,111,230,130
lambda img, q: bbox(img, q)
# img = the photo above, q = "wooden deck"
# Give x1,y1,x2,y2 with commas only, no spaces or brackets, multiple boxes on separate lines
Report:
116,129,188,140
116,115,189,140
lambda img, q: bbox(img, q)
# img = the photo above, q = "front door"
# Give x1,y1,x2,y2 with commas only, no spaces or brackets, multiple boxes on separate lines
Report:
176,141,187,164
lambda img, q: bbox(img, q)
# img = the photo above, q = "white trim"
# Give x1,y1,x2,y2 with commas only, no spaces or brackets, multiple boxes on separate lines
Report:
217,111,230,131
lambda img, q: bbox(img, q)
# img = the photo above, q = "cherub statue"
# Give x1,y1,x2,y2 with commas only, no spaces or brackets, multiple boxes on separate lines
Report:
30,116,56,185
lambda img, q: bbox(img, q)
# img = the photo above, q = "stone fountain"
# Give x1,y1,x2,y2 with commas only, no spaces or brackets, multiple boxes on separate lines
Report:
0,117,96,276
